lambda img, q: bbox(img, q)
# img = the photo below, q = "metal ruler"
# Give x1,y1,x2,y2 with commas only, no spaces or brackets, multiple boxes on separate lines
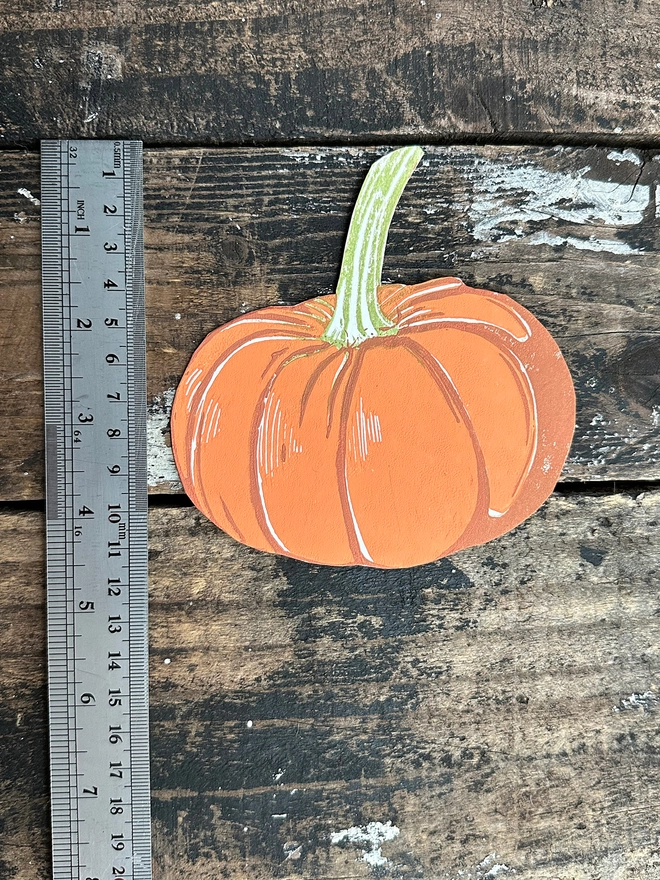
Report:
41,140,151,880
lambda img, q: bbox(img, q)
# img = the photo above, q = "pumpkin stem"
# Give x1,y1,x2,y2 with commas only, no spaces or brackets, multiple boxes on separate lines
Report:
322,145,424,348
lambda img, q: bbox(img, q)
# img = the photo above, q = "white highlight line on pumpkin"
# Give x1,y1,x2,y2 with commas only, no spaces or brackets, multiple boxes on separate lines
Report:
184,367,203,390
362,403,371,458
289,425,299,457
400,300,433,316
398,307,432,322
504,347,539,480
267,394,278,475
275,400,282,470
330,351,350,395
256,405,290,553
509,308,532,340
358,398,367,460
206,401,220,443
266,395,273,475
396,286,533,343
395,280,462,310
204,401,214,443
362,409,368,459
186,381,203,411
269,397,277,471
212,403,222,439
423,348,457,390
344,459,374,563
199,399,213,444
402,316,530,343
486,349,539,519
379,283,406,308
366,412,382,444
189,335,299,487
257,396,266,474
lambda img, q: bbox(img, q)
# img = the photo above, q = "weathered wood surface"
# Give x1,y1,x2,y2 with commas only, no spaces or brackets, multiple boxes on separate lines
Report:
1,145,659,500
1,0,660,146
2,490,659,878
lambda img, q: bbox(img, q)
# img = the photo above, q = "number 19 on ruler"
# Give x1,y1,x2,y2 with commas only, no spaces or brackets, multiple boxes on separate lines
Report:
41,140,151,880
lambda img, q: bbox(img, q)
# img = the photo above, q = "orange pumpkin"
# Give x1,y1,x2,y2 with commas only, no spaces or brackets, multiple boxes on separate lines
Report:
171,148,575,568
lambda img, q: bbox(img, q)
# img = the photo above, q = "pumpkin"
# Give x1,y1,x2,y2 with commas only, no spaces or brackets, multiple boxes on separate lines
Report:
171,147,575,569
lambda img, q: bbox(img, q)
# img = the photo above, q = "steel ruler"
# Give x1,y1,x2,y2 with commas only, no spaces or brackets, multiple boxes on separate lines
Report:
41,139,151,880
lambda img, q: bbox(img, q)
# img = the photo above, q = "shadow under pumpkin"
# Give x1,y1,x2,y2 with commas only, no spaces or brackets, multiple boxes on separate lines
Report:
150,557,475,872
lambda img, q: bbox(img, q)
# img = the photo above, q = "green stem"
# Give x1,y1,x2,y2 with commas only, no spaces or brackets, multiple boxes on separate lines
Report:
321,146,424,348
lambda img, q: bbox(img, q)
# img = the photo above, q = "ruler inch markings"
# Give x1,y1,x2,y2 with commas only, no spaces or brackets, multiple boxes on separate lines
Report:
42,139,152,880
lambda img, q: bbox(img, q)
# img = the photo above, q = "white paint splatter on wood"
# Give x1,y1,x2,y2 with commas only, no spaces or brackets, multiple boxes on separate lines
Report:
17,187,40,206
147,387,182,490
447,852,514,879
283,841,303,860
527,231,642,255
607,149,643,166
84,42,124,81
330,820,400,870
614,691,657,712
466,158,649,253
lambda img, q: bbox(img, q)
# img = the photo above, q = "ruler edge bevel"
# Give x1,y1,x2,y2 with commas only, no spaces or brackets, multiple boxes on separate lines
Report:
124,139,152,879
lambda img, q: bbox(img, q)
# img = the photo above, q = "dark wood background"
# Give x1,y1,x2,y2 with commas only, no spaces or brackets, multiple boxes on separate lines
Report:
1,2,659,878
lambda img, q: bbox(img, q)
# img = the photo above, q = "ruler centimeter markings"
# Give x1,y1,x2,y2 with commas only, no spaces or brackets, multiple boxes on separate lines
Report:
41,140,151,880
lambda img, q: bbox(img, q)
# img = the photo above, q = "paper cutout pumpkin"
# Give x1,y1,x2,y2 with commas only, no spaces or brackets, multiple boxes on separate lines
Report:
171,147,575,569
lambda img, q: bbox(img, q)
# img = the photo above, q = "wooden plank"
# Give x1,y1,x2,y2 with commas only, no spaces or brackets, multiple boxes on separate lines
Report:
2,490,659,878
1,1,660,145
1,145,659,501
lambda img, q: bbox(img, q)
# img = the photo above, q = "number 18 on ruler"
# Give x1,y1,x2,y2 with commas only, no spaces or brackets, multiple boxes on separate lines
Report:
41,140,151,880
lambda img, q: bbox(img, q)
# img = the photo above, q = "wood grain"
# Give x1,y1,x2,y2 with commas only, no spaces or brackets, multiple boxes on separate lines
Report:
1,0,660,146
1,145,659,501
2,5,659,879
2,489,659,878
